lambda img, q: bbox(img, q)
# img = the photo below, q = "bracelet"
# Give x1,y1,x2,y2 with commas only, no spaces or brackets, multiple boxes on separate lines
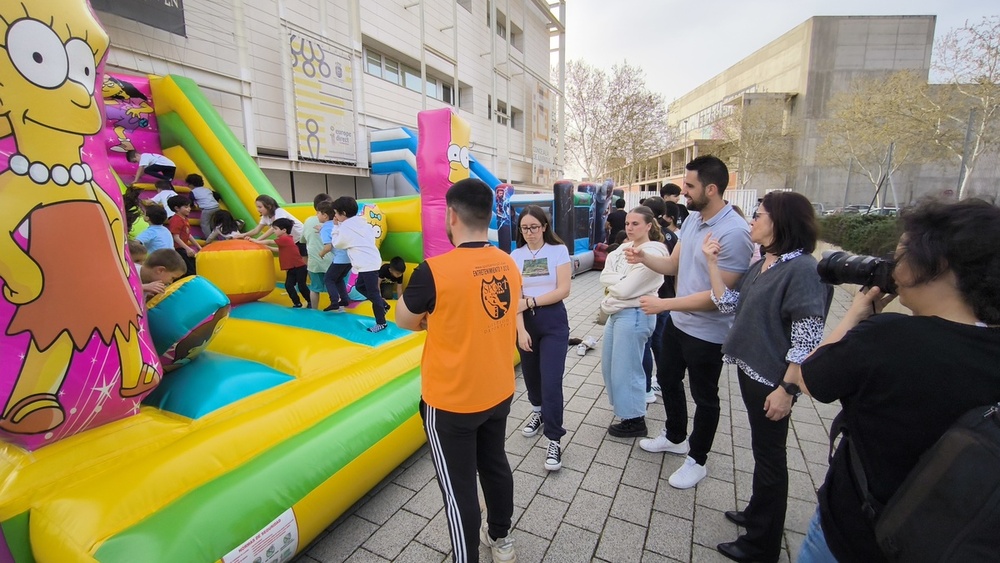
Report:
530,297,538,309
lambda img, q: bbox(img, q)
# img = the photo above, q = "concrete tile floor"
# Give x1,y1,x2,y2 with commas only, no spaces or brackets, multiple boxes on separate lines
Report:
295,270,854,563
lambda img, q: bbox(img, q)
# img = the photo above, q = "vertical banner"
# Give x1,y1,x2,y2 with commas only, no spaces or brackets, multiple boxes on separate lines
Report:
287,28,357,165
494,184,514,253
530,80,554,187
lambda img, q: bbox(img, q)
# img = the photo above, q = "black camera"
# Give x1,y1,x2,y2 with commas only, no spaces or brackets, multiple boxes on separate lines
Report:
817,251,897,294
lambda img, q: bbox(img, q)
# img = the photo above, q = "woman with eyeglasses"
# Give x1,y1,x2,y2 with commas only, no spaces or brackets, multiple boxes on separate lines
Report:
704,191,831,563
600,206,669,438
511,205,572,471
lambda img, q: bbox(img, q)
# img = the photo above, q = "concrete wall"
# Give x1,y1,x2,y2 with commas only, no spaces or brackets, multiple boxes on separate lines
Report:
97,0,559,202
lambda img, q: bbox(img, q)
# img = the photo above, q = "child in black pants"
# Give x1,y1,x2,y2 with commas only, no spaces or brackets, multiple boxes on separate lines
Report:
253,218,310,308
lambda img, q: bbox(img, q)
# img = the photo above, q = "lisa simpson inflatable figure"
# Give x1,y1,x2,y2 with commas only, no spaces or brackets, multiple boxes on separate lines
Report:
0,0,159,434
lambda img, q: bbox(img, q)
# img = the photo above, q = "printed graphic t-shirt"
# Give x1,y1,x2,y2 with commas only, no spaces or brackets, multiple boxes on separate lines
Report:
510,243,570,298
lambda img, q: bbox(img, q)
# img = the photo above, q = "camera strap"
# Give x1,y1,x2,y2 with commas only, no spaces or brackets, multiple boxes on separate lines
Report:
829,410,884,521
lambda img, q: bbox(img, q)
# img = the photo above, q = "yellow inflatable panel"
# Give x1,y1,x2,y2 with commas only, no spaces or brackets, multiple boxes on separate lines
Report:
376,197,422,233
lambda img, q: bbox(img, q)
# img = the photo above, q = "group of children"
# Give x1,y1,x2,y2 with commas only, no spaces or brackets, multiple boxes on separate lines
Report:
128,173,404,333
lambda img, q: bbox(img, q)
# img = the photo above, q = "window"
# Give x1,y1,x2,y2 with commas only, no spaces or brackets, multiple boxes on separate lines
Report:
364,46,455,105
403,66,421,93
365,51,382,78
383,58,399,84
495,99,509,126
496,22,506,40
459,84,473,111
457,0,472,12
510,23,523,51
510,106,523,132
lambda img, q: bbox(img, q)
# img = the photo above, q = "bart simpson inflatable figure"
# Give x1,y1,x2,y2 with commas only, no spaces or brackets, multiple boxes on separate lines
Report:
0,0,160,435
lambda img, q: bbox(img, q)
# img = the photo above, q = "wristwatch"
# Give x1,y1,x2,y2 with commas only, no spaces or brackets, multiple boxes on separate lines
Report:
779,380,801,397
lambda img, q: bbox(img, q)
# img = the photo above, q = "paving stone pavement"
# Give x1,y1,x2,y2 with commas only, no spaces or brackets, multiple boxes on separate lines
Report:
295,270,855,563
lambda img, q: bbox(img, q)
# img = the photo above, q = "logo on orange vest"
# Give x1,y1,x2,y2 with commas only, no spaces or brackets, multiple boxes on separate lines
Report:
480,275,512,320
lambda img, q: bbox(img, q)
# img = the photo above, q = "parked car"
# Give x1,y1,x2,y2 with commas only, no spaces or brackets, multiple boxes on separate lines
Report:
862,206,898,216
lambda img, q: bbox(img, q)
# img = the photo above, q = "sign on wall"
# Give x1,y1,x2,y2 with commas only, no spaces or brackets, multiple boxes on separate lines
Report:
92,0,186,36
287,29,357,165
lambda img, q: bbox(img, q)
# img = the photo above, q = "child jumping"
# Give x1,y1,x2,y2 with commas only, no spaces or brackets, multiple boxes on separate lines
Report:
254,218,311,308
329,197,389,332
317,200,352,312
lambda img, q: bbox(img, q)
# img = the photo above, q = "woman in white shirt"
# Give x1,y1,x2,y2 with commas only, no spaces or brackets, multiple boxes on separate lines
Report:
511,205,572,472
600,206,669,438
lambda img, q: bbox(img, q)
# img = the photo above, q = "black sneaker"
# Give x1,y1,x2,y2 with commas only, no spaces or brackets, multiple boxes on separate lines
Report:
383,302,391,312
521,412,543,437
544,440,562,471
608,417,647,438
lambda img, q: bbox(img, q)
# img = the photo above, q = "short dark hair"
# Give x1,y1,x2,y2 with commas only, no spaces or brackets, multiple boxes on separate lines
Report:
185,174,204,187
145,248,186,272
313,193,333,208
900,198,1000,324
615,198,626,209
686,155,729,196
167,195,191,211
271,218,294,234
389,256,406,272
331,196,359,218
663,201,680,223
145,204,168,225
316,201,335,218
515,205,565,248
155,179,173,192
643,196,666,218
128,240,147,262
759,191,818,255
445,178,493,230
661,183,681,198
125,149,138,162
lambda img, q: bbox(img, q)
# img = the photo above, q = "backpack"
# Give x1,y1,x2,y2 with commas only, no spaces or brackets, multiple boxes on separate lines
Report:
833,403,1000,562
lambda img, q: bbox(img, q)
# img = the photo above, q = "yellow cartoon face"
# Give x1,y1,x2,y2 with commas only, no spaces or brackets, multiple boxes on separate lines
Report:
447,113,471,184
0,1,109,138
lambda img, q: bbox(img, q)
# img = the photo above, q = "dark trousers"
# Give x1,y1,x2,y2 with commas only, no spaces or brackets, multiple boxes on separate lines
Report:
517,302,569,442
644,311,670,392
284,265,310,307
421,396,515,563
657,316,724,465
737,368,789,560
143,164,175,181
355,270,387,325
178,249,197,277
324,262,352,307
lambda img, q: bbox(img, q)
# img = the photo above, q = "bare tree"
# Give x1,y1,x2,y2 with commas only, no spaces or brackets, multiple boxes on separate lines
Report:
713,93,798,189
818,71,943,205
927,16,1000,199
564,60,669,180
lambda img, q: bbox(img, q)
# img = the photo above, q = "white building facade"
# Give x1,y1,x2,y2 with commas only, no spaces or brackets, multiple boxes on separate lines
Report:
95,0,565,203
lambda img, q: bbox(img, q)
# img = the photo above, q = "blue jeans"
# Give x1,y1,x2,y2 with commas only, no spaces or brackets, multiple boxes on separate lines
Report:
601,307,655,420
798,509,839,563
643,311,670,392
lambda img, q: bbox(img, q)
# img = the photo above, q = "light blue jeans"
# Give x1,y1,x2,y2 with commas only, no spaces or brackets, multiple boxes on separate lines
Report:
797,509,839,563
601,307,655,420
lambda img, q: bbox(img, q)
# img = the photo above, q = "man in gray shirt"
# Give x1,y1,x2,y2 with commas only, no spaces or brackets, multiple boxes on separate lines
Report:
625,155,752,489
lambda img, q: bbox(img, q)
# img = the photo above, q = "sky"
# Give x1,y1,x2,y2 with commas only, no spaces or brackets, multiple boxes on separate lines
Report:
563,0,997,104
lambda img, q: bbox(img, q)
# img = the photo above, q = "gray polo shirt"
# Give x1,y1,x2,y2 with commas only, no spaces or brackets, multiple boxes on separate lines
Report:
672,205,753,344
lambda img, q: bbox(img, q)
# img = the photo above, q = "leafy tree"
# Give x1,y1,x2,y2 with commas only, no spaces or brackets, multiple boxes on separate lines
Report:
564,60,669,180
927,16,1000,199
818,71,942,206
713,93,798,189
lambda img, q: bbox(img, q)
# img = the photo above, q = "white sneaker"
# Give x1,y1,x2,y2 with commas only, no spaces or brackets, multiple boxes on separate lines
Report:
651,382,662,396
645,390,656,404
639,429,689,455
480,523,517,562
668,456,707,489
576,343,588,356
582,336,598,348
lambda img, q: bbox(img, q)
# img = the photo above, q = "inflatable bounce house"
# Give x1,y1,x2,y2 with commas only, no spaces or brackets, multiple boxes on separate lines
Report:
0,1,507,560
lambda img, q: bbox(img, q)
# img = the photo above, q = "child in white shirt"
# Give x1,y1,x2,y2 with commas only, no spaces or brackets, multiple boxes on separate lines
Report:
329,196,389,332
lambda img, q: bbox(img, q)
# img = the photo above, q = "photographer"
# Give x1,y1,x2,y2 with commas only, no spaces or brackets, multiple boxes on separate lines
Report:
793,199,1000,562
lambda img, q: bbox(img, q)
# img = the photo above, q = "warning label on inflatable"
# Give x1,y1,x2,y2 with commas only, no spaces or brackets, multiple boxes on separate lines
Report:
222,508,299,563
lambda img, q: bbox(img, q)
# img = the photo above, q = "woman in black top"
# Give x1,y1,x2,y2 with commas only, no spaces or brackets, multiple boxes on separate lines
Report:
794,199,1000,562
704,191,830,563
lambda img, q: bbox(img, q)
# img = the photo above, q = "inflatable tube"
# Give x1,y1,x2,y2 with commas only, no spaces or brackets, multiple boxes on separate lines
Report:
554,180,576,256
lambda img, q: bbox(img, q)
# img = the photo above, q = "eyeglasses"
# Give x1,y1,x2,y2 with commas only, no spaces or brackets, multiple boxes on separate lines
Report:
752,211,769,220
520,225,543,233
